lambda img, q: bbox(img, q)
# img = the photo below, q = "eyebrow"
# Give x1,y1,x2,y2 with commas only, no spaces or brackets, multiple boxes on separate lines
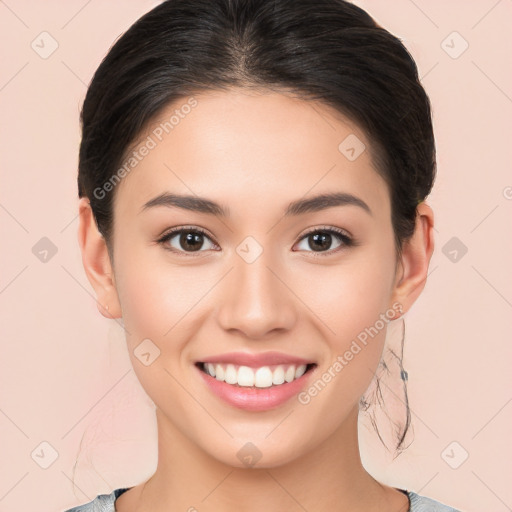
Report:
140,191,372,217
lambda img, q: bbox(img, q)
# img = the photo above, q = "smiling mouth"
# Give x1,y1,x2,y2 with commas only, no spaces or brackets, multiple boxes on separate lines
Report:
195,362,317,388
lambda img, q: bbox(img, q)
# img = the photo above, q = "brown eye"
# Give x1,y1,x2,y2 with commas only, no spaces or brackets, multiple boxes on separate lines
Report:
158,227,216,254
295,227,353,254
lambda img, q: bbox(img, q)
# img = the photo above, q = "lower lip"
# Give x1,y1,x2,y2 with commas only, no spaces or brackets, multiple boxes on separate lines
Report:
196,364,316,412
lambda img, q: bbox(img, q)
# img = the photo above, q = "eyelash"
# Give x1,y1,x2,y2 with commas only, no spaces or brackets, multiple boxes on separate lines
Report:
156,225,355,258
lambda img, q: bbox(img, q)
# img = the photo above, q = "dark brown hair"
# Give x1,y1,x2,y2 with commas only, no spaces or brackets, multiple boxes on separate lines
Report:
77,0,436,453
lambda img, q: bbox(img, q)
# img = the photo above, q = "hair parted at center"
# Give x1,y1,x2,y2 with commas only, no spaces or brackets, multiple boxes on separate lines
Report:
77,0,436,453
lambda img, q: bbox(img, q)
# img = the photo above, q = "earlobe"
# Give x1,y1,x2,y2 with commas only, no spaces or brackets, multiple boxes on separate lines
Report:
390,202,435,316
77,197,122,319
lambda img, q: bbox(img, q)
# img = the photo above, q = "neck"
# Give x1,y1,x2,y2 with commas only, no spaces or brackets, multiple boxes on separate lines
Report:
126,405,405,512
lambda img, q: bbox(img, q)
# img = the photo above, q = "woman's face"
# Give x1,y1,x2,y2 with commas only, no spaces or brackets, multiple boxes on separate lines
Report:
108,89,404,467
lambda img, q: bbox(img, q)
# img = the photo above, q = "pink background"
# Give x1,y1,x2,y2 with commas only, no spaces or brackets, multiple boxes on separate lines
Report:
1,1,511,511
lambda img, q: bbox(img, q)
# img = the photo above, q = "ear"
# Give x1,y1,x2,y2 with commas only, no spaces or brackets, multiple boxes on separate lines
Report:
77,197,122,319
390,202,435,317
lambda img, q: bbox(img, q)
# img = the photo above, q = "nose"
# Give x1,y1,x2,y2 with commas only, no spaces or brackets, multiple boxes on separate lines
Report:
216,254,297,339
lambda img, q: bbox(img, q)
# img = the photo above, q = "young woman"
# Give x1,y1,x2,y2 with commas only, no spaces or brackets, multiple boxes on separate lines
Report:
66,0,462,510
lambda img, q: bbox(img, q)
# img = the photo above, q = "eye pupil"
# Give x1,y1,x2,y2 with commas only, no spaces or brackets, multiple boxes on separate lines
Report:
181,232,203,251
310,232,332,251
163,227,347,256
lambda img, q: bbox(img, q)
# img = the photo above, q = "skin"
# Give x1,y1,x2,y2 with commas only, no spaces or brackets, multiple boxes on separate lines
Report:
77,88,434,512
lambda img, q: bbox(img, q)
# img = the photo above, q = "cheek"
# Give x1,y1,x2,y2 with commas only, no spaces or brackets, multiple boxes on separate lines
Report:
115,257,199,344
112,255,201,407
112,244,220,386
305,252,395,339
112,222,195,330
299,251,397,401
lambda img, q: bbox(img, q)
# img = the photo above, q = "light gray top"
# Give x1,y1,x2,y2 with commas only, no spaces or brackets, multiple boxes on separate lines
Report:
63,487,463,511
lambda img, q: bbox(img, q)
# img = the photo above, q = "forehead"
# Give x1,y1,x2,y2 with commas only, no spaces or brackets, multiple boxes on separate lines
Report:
113,89,390,220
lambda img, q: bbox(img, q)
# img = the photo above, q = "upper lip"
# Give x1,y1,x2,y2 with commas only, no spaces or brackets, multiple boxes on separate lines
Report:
198,351,315,367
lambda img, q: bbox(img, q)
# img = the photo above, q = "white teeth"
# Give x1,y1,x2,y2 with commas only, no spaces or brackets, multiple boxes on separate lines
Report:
285,365,295,383
272,366,285,385
295,364,307,379
224,364,238,384
215,364,225,381
254,367,273,388
202,362,310,387
238,366,254,387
